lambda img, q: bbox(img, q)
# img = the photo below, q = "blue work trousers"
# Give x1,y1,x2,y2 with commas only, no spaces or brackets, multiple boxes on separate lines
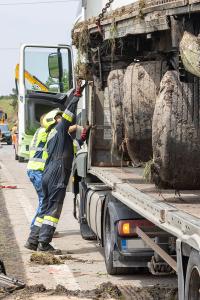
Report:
27,170,44,227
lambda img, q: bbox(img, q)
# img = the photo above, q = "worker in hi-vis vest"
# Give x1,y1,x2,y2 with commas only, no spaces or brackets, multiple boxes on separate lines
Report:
27,114,48,227
25,80,86,253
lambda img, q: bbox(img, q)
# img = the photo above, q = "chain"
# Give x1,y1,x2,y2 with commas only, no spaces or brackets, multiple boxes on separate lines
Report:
96,0,114,25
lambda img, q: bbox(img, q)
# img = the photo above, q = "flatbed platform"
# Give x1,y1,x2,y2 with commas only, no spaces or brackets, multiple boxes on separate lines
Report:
89,166,200,250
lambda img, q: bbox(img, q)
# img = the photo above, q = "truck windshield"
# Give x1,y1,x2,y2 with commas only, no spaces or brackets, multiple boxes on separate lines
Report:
24,47,72,94
0,125,9,133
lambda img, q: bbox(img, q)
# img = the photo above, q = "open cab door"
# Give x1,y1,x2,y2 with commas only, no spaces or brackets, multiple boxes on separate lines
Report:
17,44,74,161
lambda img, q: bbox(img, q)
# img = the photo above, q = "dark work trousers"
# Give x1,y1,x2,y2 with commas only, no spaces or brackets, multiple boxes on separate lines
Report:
28,159,71,245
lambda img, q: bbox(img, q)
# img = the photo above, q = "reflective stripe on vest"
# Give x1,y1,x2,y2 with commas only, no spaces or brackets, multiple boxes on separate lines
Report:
29,158,46,163
63,109,74,123
29,146,44,152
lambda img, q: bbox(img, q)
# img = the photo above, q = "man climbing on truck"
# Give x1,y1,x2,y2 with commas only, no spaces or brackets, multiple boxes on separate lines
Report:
25,80,86,253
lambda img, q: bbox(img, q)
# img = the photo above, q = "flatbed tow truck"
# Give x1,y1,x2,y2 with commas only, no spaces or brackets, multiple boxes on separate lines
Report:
71,1,200,299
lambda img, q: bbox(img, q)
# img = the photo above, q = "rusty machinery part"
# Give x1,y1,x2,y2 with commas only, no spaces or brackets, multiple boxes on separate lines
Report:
96,0,114,27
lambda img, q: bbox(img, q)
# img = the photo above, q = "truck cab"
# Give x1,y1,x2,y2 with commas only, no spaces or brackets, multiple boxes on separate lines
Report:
17,44,74,161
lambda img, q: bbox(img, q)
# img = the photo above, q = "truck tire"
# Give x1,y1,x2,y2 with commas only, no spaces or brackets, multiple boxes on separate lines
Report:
103,209,119,275
152,70,200,189
107,69,128,159
103,207,130,275
123,60,166,164
185,249,200,300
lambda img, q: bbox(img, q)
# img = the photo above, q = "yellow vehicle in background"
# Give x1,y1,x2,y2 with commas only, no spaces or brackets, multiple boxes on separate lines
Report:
14,63,50,161
15,64,49,93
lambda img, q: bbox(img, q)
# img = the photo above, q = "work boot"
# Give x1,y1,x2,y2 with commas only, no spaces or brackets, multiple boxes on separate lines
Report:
37,242,62,255
24,241,38,251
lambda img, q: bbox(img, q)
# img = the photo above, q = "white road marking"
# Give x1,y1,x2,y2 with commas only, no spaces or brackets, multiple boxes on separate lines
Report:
0,161,80,290
0,162,34,223
50,265,80,290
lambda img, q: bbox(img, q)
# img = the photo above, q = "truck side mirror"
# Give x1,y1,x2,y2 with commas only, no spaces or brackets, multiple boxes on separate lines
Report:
5,113,7,120
48,53,60,79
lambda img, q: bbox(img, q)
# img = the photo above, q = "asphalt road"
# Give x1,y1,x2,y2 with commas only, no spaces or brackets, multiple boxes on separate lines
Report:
0,145,178,299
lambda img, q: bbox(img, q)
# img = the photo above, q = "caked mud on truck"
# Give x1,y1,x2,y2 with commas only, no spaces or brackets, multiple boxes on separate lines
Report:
72,3,200,189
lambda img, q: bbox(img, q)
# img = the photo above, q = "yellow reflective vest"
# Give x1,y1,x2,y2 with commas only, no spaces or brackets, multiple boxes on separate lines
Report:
27,127,48,171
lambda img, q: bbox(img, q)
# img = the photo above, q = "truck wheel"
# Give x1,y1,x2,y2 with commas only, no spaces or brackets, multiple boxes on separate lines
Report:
153,70,200,189
107,69,128,159
77,194,96,241
103,209,126,275
185,250,200,300
123,60,167,164
104,209,117,274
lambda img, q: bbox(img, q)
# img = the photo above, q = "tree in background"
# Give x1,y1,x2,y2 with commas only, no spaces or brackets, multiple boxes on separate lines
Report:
10,88,18,110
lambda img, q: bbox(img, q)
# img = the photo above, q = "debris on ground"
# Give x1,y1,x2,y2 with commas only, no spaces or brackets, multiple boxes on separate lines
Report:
2,282,178,300
0,186,17,189
30,253,63,265
30,253,94,265
3,282,122,299
60,255,93,264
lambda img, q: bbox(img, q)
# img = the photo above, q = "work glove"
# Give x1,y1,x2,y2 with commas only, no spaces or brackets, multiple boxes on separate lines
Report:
81,124,92,141
66,80,87,113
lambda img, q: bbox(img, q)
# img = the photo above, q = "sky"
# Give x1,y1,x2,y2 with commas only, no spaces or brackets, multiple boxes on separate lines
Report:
0,0,81,95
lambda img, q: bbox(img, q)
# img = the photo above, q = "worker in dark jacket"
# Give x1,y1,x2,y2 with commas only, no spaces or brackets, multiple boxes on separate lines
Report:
25,81,85,253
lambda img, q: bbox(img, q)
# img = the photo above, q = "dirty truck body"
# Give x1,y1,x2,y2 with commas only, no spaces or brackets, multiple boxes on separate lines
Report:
72,1,200,299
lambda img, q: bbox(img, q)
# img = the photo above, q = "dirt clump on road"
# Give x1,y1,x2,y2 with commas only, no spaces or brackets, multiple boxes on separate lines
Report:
148,284,178,300
30,253,63,265
119,284,178,300
30,253,94,265
3,282,122,299
1,282,178,300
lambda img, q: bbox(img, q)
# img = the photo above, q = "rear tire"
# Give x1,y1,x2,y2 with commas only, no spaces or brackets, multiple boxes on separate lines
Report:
103,209,118,275
185,250,200,300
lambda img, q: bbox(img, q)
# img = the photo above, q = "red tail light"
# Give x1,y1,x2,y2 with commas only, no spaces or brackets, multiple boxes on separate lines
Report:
117,219,154,237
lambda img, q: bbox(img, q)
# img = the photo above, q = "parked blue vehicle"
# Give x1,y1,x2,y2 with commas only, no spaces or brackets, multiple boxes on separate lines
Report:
0,124,12,145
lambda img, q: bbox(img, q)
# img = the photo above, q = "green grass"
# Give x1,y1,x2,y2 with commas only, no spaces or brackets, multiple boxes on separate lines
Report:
0,98,17,129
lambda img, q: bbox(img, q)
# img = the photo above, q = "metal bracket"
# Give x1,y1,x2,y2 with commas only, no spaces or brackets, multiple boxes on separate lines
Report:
136,227,177,272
